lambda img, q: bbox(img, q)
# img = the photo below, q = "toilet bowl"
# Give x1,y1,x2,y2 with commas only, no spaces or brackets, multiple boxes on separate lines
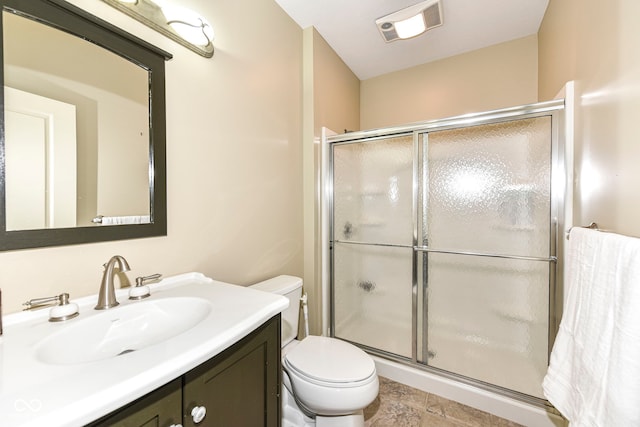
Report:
250,276,379,427
284,336,379,417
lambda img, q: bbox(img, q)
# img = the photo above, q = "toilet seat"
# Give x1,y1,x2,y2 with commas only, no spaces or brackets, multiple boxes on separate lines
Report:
284,336,376,387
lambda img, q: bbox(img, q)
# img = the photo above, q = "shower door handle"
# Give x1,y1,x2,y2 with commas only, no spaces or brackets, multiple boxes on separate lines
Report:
413,246,556,263
334,240,556,263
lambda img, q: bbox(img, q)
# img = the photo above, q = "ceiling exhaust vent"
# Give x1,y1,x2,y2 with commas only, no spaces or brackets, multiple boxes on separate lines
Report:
376,0,443,43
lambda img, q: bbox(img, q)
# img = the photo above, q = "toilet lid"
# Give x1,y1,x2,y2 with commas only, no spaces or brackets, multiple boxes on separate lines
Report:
284,336,375,384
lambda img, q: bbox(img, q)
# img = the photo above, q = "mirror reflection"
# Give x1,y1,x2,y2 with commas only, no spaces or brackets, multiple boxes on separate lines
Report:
3,11,151,230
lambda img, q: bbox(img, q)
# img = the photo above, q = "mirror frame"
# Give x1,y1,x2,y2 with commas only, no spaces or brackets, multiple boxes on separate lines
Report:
0,0,171,251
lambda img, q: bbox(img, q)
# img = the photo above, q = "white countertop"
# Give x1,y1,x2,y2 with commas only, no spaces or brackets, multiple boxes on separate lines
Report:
0,272,288,427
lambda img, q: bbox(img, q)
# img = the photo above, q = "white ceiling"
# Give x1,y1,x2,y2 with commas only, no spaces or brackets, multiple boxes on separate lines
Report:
275,0,549,80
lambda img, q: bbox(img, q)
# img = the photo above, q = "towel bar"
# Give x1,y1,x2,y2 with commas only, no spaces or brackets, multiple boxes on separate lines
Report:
566,222,598,239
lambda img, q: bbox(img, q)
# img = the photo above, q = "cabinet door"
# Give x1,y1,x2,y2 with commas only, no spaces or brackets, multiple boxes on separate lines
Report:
88,379,182,427
183,315,281,427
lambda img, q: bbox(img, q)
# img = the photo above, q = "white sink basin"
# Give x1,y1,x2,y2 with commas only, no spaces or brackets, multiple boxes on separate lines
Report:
36,297,212,365
0,272,289,427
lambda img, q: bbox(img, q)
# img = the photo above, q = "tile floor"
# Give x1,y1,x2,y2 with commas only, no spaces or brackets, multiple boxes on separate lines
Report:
364,376,523,427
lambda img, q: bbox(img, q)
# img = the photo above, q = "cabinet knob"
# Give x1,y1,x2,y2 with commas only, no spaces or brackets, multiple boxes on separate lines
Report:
191,406,207,424
168,424,183,427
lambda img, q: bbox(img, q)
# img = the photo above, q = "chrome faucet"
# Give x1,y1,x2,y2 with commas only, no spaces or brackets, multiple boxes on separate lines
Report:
95,255,131,310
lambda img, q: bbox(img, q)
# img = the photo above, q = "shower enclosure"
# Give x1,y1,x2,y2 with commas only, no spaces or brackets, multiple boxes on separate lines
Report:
328,100,565,404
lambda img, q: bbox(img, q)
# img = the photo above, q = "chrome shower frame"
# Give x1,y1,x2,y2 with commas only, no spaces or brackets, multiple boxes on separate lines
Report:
326,99,567,408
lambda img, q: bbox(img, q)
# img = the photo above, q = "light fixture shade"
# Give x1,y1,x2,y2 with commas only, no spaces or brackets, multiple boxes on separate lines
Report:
376,0,443,43
394,13,426,39
103,0,214,57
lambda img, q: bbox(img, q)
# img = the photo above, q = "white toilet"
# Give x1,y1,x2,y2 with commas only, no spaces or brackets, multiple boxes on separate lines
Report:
251,275,379,427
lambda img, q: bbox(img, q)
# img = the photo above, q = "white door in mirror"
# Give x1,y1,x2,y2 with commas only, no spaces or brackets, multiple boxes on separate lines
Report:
4,87,77,230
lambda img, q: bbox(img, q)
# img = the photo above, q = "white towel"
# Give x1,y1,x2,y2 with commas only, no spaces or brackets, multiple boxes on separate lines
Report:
100,215,150,225
543,227,640,426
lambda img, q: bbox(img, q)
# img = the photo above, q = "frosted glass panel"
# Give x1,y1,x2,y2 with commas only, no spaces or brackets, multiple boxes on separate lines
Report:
333,136,413,245
426,253,549,398
334,243,413,358
426,117,551,257
330,107,559,402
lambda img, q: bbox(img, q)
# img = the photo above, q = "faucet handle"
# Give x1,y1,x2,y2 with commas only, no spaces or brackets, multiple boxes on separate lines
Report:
23,293,79,322
135,273,162,287
129,273,162,300
23,293,66,309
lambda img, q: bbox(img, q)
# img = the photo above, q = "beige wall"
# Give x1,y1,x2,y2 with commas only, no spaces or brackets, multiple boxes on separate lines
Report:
311,29,360,135
0,0,303,313
302,28,359,334
361,35,539,130
539,0,640,237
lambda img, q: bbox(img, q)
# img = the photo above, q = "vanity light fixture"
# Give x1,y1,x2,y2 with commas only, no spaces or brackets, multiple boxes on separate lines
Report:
161,3,214,47
376,0,443,43
101,0,214,57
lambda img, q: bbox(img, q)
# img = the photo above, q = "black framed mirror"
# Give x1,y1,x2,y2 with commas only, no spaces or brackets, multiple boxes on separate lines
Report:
0,0,171,250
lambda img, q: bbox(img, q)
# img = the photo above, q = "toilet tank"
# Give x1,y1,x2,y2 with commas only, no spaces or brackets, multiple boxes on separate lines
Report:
250,275,302,346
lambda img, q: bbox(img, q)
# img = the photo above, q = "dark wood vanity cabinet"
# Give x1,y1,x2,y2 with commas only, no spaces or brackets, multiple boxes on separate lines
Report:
88,379,183,427
88,315,281,427
183,314,281,427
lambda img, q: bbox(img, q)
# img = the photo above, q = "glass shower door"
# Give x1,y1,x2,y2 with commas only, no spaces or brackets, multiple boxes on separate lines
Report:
328,101,564,403
419,117,553,398
332,135,414,358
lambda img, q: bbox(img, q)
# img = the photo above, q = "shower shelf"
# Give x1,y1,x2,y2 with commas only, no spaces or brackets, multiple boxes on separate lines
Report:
494,309,537,323
357,219,385,227
492,224,537,232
